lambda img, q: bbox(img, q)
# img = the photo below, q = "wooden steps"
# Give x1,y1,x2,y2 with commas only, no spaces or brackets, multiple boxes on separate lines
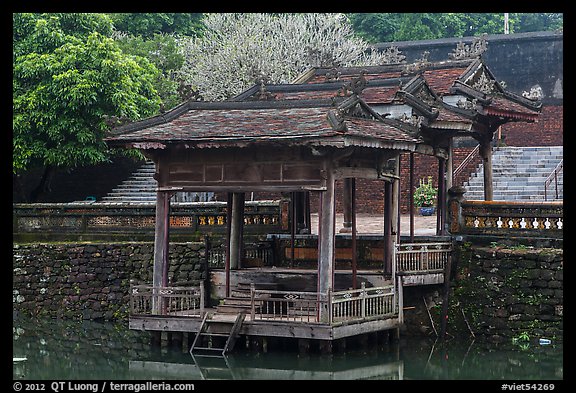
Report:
190,313,245,357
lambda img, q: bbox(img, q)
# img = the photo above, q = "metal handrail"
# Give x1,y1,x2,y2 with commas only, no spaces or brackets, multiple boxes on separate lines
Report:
544,159,563,201
454,144,480,179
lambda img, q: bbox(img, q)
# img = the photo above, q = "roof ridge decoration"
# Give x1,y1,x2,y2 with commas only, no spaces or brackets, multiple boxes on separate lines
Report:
472,71,497,95
449,34,489,60
522,86,544,101
378,45,407,65
402,51,431,75
338,71,368,96
324,67,341,82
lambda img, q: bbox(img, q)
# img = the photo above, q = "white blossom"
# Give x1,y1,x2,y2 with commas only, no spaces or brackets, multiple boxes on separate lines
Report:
176,13,396,101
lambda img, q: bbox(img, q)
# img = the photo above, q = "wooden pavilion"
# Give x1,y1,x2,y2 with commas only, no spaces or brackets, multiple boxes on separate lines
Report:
105,51,540,353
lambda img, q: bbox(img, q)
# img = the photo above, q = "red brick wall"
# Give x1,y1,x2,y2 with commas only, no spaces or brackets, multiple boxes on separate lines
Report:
305,105,563,215
500,105,563,147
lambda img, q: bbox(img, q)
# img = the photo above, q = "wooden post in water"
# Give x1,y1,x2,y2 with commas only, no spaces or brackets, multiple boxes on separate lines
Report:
439,251,453,341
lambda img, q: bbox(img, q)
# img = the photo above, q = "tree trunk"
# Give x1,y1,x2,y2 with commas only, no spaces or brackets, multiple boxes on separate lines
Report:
29,165,55,202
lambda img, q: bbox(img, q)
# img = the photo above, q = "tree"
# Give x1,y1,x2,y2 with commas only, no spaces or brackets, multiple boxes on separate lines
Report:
175,13,397,101
113,32,186,111
108,13,204,38
347,13,563,43
13,13,161,201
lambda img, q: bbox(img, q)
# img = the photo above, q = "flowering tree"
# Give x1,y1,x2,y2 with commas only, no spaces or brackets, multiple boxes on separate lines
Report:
176,13,403,101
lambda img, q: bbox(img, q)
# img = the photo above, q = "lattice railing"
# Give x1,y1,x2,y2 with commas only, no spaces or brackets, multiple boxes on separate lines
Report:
207,241,275,269
249,284,397,325
329,284,396,324
130,283,204,317
394,242,452,273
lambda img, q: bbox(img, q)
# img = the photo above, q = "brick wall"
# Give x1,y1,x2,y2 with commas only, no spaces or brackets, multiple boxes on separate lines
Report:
501,105,563,147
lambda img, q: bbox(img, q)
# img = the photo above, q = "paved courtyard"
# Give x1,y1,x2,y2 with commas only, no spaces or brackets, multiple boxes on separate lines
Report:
309,213,438,236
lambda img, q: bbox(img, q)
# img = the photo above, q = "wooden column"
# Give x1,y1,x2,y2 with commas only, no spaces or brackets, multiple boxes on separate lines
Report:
446,138,454,191
480,141,494,201
436,158,445,236
152,190,170,314
350,178,357,289
318,167,336,322
392,156,400,243
409,153,415,242
383,180,393,275
225,193,232,298
290,192,296,266
340,178,353,233
229,192,245,270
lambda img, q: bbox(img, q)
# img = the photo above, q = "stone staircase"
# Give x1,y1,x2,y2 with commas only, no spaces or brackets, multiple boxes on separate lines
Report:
464,146,563,201
100,161,213,203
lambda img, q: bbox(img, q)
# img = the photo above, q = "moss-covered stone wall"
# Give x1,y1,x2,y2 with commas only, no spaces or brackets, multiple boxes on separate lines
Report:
451,243,563,342
12,242,205,320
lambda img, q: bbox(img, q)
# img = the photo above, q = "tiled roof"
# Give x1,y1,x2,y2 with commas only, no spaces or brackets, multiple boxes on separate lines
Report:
360,86,400,104
484,96,541,119
423,67,469,95
106,57,541,151
344,117,420,143
106,99,419,150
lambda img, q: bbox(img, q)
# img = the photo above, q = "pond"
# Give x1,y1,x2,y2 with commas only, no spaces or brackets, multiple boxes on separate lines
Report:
13,314,563,382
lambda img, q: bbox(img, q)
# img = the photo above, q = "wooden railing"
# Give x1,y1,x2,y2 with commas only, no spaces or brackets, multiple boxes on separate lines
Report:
208,241,274,269
394,242,452,273
250,288,325,323
250,284,396,325
329,283,396,324
130,283,204,317
544,159,563,201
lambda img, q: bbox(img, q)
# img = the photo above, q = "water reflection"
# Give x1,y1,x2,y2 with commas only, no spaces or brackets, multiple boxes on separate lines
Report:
13,315,562,380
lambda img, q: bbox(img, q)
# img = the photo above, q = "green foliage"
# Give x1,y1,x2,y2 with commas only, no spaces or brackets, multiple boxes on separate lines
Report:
13,13,161,175
413,176,437,207
347,13,563,43
113,32,185,111
108,13,204,38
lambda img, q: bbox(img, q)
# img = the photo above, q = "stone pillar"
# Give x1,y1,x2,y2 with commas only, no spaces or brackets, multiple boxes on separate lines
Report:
447,185,467,234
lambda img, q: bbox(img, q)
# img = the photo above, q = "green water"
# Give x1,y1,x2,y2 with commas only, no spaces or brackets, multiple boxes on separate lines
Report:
13,315,563,381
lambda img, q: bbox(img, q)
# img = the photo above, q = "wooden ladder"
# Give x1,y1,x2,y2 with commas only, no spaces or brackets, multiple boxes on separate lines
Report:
190,312,246,357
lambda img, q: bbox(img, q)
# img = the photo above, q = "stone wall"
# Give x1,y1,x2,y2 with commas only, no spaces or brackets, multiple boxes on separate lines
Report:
451,244,563,342
12,242,206,320
12,240,563,342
